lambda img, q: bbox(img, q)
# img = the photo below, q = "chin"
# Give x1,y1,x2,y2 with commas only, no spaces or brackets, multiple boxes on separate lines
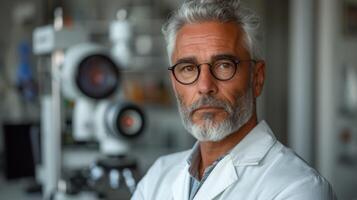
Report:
190,122,235,142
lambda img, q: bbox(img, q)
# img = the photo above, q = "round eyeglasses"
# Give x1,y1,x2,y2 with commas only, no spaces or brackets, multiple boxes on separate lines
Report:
168,58,256,85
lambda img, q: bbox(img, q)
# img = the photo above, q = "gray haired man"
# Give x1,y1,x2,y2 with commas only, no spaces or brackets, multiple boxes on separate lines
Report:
132,0,337,199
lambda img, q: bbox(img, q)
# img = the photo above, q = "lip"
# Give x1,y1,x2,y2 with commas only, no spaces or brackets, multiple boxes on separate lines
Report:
194,106,224,112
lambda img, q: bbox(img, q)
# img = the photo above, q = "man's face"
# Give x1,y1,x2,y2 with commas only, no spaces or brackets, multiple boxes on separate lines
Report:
171,21,264,141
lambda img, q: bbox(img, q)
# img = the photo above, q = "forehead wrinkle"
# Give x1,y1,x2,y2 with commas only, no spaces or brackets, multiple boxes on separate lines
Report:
180,34,235,49
175,35,237,63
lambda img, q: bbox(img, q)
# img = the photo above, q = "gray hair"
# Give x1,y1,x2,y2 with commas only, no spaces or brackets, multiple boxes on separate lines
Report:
162,0,262,63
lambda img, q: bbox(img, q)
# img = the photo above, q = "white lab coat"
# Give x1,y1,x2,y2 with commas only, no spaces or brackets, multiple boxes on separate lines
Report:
132,121,337,200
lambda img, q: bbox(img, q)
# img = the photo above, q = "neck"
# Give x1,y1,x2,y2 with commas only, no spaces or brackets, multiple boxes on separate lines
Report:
198,112,258,178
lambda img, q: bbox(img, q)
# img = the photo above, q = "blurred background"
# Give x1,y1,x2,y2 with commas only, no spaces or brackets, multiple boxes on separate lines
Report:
0,0,356,199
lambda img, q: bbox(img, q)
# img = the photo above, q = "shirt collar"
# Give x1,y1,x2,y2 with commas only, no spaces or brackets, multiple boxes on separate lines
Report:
186,142,200,176
187,142,200,166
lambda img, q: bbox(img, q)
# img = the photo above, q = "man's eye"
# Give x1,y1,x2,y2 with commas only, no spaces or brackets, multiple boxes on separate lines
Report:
184,65,195,71
215,60,234,70
178,64,196,72
218,63,231,69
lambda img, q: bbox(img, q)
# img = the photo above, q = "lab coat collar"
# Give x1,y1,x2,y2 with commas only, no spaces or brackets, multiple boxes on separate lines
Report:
193,154,238,200
171,142,199,200
172,120,276,200
194,120,276,200
172,163,190,200
229,120,277,166
187,120,277,166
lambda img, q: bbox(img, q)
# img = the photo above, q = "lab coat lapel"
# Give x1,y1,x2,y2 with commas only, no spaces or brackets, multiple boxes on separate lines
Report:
171,164,190,200
194,156,238,200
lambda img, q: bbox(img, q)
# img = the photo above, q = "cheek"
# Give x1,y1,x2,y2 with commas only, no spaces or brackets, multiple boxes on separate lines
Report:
218,82,248,105
172,83,197,106
170,79,184,100
169,73,175,86
170,74,181,96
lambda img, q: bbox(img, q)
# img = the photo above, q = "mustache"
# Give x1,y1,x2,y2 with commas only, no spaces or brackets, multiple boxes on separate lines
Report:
185,95,233,115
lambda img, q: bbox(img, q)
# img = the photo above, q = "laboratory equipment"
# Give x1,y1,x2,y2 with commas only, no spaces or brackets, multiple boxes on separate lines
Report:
33,10,145,200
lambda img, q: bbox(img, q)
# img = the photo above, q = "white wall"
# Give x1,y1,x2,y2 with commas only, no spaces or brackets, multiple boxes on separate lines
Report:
317,0,357,199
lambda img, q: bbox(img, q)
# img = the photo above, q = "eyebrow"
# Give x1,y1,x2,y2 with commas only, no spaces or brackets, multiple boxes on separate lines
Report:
174,57,197,64
211,54,238,61
174,53,238,65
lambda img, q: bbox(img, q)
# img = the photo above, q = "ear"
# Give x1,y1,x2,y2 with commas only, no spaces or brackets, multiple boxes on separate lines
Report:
253,60,265,98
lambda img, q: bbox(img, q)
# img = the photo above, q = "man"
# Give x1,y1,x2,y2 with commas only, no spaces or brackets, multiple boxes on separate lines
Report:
132,0,337,199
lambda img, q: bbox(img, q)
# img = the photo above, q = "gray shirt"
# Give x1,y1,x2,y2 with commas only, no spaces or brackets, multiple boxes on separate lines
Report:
187,143,226,200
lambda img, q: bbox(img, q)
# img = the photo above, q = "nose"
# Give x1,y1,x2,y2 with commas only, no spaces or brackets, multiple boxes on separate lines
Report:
197,64,218,95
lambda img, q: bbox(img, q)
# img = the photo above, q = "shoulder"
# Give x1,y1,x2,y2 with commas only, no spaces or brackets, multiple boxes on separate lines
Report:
265,142,322,181
147,150,190,183
261,142,336,199
152,150,190,170
131,150,190,200
143,149,190,181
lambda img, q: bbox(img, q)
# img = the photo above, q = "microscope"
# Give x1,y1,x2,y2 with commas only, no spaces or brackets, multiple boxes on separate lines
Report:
60,42,145,198
33,8,145,200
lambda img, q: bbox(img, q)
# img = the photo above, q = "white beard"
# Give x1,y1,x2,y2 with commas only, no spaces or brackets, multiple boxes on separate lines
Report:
177,88,254,142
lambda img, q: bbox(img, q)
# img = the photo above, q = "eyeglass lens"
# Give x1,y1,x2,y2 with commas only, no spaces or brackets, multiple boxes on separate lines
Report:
173,59,237,84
